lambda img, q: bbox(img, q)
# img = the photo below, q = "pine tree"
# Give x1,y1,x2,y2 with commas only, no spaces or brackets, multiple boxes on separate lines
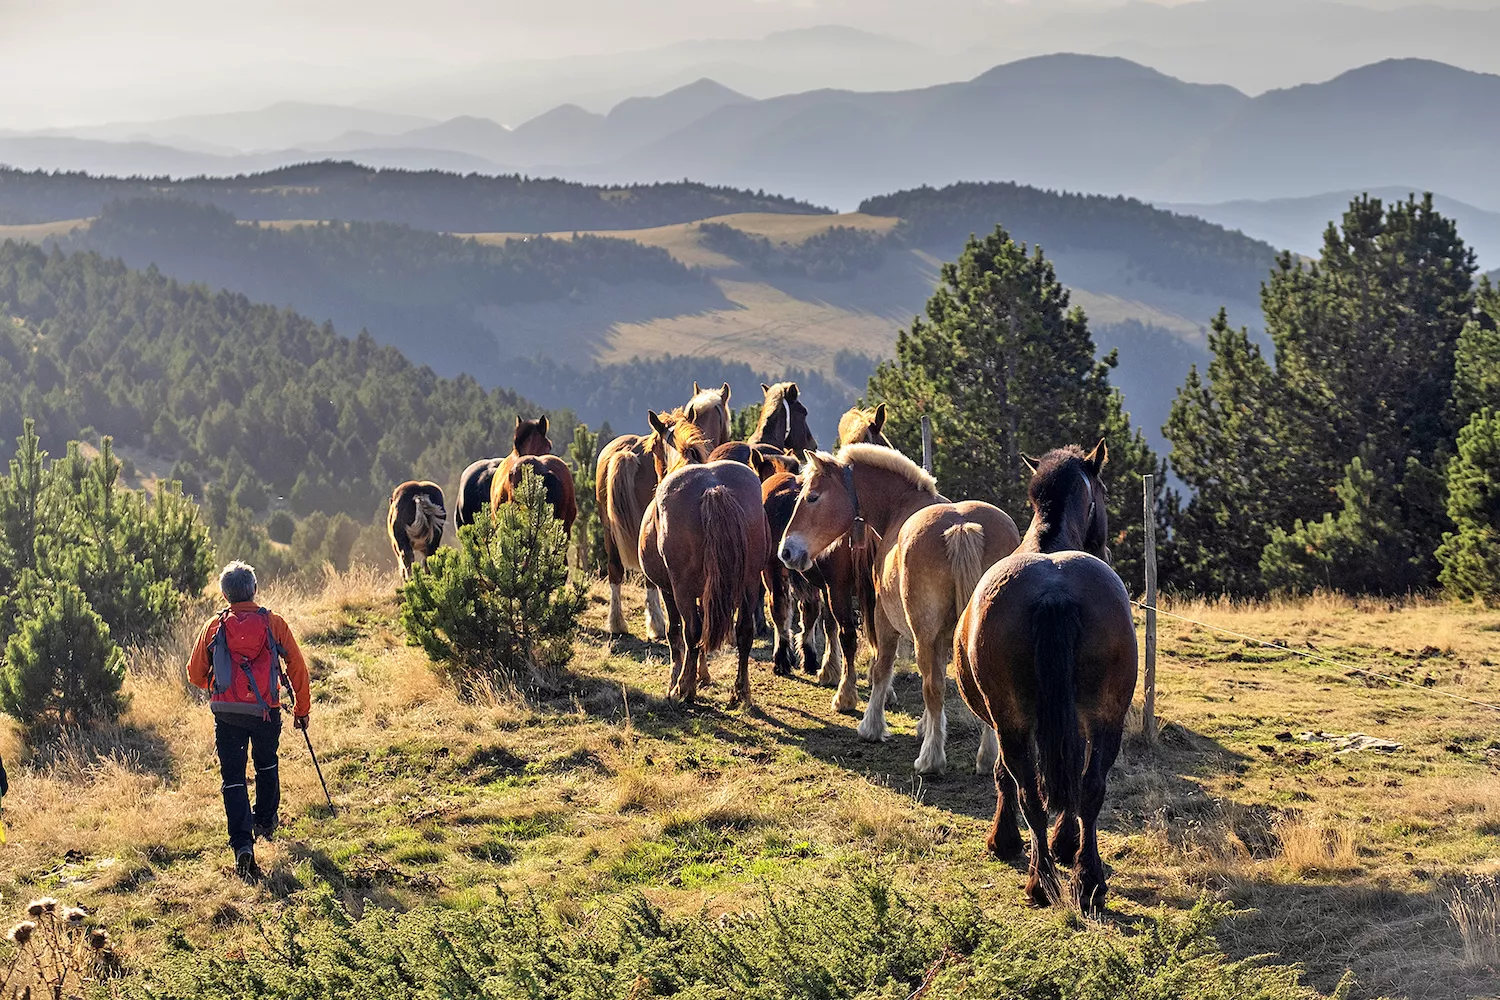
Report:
867,226,1163,579
1167,195,1478,594
567,423,607,576
1453,280,1500,429
401,467,586,694
0,578,127,738
1437,410,1500,599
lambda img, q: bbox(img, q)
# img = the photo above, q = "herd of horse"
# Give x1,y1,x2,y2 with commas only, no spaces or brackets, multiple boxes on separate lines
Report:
384,381,1137,912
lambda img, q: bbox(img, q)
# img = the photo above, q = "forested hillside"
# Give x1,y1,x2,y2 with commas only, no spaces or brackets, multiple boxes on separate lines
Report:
0,162,826,231
0,240,544,523
862,181,1278,299
60,198,707,380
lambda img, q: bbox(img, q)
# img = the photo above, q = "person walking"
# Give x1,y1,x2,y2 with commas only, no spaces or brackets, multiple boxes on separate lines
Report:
187,561,311,877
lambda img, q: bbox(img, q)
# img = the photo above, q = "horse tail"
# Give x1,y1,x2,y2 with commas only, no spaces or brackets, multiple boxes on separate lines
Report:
1032,595,1084,815
943,522,987,617
699,485,748,653
606,451,645,568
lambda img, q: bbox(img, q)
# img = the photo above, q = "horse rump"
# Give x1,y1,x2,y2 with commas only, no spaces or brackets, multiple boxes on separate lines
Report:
699,484,749,652
1031,595,1084,815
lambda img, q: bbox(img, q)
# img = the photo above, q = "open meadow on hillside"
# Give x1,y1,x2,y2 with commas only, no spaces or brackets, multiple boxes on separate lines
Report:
2,573,1496,999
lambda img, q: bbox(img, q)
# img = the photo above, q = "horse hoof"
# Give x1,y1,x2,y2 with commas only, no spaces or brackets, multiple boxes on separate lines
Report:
975,750,999,774
856,720,890,743
913,753,946,776
1025,876,1055,909
986,829,1024,861
816,669,839,687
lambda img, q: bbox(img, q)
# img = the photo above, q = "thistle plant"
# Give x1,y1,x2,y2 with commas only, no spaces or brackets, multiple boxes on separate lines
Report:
1,895,120,998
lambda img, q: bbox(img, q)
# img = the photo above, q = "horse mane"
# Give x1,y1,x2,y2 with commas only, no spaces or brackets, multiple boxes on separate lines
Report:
673,419,713,462
752,383,792,438
834,442,938,495
688,386,727,419
838,406,889,448
1027,446,1089,510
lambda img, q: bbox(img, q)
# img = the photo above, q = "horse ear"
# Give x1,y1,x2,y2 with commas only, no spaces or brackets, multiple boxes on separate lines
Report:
537,415,548,437
693,381,701,395
785,382,798,401
1020,452,1041,474
685,404,696,422
872,402,886,432
761,382,772,394
720,382,731,405
647,410,668,436
1085,437,1109,475
515,415,523,429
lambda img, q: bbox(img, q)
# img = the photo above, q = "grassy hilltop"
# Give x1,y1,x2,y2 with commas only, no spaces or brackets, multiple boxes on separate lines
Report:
2,573,1496,998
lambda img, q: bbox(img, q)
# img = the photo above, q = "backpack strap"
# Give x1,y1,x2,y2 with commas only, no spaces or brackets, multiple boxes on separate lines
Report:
259,607,294,714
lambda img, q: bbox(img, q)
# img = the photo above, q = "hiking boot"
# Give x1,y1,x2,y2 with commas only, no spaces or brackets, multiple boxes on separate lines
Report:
235,846,259,879
252,821,277,843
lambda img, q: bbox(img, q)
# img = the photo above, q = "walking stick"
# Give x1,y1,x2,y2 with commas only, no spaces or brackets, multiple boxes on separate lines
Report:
301,726,338,818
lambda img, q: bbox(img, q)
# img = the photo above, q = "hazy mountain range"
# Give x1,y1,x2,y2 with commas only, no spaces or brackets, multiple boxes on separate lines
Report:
4,53,1498,226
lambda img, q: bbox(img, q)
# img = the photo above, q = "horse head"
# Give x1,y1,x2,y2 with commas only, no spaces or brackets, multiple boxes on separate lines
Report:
513,415,552,457
647,409,711,478
1019,438,1110,560
686,381,732,449
837,402,890,449
755,382,817,457
779,451,858,572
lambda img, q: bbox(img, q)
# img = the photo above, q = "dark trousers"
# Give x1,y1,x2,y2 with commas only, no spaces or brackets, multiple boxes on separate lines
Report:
214,714,281,852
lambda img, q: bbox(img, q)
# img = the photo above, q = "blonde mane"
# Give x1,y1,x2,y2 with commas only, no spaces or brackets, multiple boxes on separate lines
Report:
688,386,728,419
835,442,938,495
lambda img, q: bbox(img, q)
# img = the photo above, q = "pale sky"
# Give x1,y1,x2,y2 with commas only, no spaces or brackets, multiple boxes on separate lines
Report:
3,0,1497,129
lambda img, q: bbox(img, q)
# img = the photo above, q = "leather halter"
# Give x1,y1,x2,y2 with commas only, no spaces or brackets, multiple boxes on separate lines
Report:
843,462,868,548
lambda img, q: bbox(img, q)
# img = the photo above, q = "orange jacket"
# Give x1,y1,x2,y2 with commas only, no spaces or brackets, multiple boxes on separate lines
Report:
187,602,311,719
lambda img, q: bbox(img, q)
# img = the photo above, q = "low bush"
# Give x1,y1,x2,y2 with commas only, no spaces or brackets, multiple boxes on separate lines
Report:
122,878,1347,1000
400,467,585,694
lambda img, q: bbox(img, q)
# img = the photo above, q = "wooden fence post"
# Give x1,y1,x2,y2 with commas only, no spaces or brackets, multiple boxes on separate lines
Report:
1143,473,1158,743
920,415,933,474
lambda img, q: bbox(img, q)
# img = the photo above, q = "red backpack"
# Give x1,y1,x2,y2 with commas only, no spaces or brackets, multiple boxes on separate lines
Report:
209,608,289,721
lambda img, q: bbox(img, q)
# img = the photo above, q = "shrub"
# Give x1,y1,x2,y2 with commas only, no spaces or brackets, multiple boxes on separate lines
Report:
0,578,126,737
401,467,585,694
119,879,1343,1000
266,510,296,545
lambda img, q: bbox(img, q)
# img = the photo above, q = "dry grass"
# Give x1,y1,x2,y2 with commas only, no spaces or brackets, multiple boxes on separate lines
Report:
1447,875,1500,970
2,578,1498,998
0,219,91,242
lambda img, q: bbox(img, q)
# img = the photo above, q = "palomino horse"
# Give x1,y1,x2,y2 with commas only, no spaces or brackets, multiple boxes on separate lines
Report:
489,415,576,532
780,444,1020,774
748,382,817,457
457,415,552,527
639,421,768,706
837,402,892,449
954,440,1134,913
388,481,446,581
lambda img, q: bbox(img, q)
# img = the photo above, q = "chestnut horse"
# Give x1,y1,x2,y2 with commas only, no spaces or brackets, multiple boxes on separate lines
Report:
685,382,733,451
388,480,446,581
780,444,1020,774
457,415,552,527
748,382,817,457
954,440,1134,914
490,415,576,532
639,439,768,707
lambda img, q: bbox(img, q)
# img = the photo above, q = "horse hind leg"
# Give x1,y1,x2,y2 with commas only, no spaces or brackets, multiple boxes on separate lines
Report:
728,591,757,710
662,588,686,698
605,544,629,635
1075,721,1124,915
677,600,703,703
1000,730,1062,907
912,637,948,775
954,644,1000,776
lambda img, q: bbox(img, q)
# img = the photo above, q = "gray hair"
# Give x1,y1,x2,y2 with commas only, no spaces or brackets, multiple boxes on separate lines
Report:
219,561,258,604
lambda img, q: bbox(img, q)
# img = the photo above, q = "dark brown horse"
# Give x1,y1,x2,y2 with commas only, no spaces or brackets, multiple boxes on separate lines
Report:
781,445,1020,774
456,457,502,527
748,382,817,458
709,441,801,482
954,440,1135,914
639,457,769,706
388,480,446,581
490,415,576,532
